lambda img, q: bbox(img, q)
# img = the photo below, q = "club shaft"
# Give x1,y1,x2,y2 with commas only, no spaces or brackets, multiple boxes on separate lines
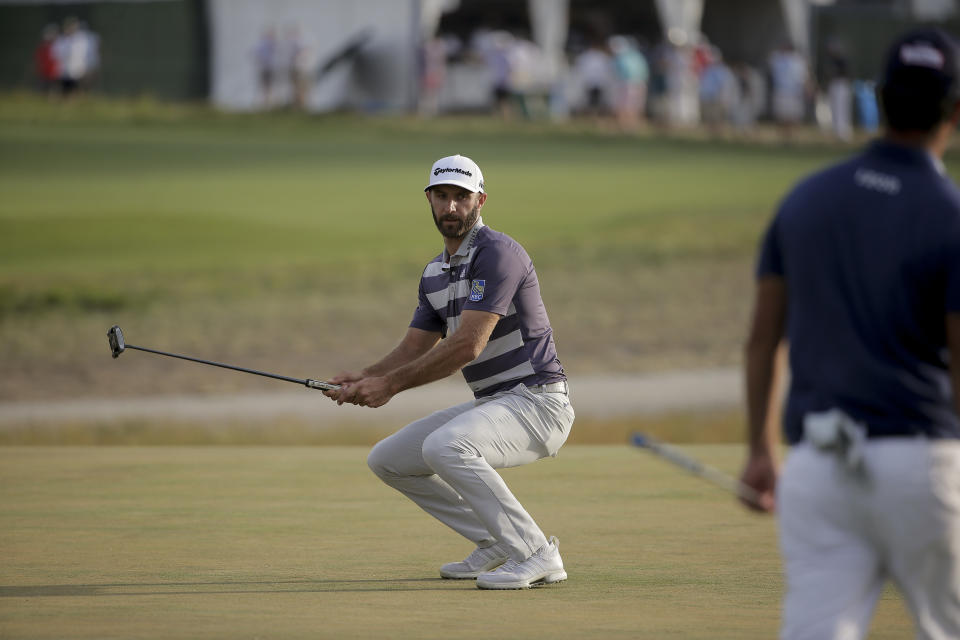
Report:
636,435,763,506
124,344,308,386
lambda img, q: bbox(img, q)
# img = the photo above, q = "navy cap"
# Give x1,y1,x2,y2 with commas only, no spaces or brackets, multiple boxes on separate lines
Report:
882,28,960,104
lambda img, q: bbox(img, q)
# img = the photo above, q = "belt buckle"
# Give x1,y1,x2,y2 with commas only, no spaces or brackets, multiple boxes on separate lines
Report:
528,381,567,394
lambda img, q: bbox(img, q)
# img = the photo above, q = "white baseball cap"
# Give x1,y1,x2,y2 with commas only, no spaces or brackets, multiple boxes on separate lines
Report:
424,154,485,193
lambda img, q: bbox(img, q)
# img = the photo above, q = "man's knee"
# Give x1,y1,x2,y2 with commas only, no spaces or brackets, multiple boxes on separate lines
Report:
367,439,394,479
421,430,466,473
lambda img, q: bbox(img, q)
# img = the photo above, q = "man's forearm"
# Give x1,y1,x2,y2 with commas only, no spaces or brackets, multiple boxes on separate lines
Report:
746,341,778,454
362,343,425,377
358,329,440,377
385,332,479,394
745,277,787,455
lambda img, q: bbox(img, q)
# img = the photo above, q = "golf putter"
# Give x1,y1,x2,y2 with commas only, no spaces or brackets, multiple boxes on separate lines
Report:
107,325,340,391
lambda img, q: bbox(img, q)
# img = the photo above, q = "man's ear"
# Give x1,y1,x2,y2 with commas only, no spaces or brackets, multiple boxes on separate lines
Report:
477,192,487,208
949,100,960,128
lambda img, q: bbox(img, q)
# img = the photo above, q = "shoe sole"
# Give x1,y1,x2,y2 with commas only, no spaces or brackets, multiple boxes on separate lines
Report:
439,571,481,580
476,570,567,590
440,560,509,580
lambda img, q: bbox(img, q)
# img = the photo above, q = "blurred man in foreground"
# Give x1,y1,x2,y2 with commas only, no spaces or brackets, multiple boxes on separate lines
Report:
741,29,960,639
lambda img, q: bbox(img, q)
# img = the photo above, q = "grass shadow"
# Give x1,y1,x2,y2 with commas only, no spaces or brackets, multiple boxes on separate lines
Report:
0,577,478,596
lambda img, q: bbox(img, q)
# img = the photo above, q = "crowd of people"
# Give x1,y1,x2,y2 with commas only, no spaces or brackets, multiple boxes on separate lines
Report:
418,28,875,142
33,16,100,98
28,15,874,142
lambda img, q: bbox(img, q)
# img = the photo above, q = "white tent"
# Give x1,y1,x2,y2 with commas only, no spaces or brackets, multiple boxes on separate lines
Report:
207,0,959,113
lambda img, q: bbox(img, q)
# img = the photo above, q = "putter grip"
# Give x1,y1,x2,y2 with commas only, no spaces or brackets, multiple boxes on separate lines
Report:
306,379,340,391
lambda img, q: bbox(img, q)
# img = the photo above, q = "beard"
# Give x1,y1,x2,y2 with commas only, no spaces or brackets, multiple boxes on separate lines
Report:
432,202,480,239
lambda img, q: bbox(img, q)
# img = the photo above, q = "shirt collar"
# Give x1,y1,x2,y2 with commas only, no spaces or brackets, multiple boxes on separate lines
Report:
441,217,484,269
867,139,945,175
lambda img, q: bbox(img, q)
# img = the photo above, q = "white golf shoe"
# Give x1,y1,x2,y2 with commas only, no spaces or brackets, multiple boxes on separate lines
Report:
475,536,566,589
439,541,510,579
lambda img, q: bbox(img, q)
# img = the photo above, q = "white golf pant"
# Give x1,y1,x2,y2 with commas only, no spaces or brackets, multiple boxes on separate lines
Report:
778,439,960,640
367,383,574,561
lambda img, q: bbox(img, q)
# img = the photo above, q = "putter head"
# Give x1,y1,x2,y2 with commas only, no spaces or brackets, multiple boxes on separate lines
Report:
107,325,125,358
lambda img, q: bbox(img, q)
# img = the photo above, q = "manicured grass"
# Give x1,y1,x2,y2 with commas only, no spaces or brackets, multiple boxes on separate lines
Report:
0,445,912,639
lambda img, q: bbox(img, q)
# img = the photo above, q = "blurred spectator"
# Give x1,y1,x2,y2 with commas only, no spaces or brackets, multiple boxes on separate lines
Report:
34,23,59,96
825,43,853,141
732,62,766,134
253,27,279,109
691,34,714,78
655,38,698,128
648,40,670,125
699,48,738,134
573,37,613,119
547,47,571,123
477,30,515,119
418,35,449,117
507,34,545,119
79,20,100,91
768,42,810,138
52,17,93,97
283,25,315,111
609,35,649,132
854,80,880,134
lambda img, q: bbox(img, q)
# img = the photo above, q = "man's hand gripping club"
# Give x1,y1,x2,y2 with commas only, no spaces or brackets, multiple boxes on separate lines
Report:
323,311,499,408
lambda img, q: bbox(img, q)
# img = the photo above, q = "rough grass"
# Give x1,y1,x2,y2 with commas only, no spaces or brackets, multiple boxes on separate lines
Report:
0,445,912,639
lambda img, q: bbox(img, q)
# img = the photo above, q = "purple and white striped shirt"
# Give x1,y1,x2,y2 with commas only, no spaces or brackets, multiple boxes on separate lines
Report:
410,218,566,398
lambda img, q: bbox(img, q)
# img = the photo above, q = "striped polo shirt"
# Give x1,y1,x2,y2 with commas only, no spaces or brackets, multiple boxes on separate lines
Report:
410,218,566,398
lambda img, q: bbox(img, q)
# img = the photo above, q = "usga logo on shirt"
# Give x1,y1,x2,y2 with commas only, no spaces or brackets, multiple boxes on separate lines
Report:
469,279,485,302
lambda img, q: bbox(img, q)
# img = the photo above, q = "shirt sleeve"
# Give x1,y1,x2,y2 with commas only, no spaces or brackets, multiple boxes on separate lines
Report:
756,213,784,279
463,243,527,316
409,279,444,333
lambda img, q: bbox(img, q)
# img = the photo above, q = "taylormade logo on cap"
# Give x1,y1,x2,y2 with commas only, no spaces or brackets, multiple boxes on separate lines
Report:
434,166,472,177
425,155,485,193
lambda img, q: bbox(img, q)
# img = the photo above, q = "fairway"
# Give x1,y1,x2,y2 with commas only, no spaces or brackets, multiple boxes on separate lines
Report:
0,445,911,639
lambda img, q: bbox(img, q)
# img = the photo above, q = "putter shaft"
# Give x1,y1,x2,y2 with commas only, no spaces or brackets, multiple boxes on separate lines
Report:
108,325,338,391
125,344,323,386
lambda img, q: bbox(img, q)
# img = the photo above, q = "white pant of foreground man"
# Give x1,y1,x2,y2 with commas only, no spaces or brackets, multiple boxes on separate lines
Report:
367,383,574,588
778,440,960,640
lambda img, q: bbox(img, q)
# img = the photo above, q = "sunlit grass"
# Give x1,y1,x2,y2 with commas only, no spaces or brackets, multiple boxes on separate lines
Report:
0,445,913,639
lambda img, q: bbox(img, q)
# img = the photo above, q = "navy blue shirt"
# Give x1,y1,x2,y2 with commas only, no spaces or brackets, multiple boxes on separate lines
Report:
757,140,960,443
